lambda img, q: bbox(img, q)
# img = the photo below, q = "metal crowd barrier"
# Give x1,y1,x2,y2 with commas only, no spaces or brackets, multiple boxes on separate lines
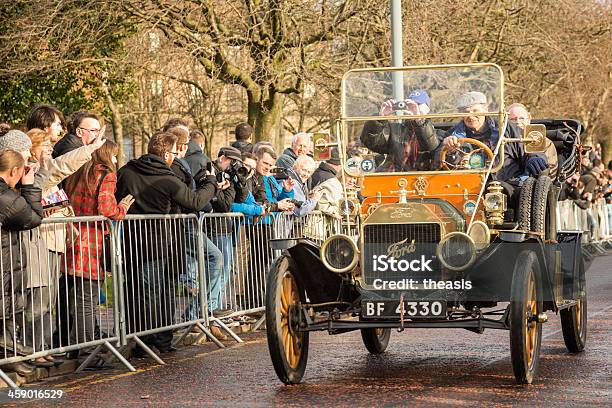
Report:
1,210,343,387
0,217,133,390
556,199,612,245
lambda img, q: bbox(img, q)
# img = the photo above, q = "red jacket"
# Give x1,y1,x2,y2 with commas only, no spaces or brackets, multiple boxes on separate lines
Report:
63,166,126,280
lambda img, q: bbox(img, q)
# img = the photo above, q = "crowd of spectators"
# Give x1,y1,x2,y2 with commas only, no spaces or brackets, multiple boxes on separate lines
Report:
0,102,610,376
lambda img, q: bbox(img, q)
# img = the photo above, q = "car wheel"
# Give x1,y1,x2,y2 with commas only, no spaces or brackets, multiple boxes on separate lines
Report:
560,287,588,352
531,175,556,239
266,255,309,385
361,328,391,354
509,250,543,384
517,177,536,231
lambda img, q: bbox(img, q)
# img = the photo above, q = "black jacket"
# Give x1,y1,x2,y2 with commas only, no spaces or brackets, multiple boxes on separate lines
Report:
231,140,253,154
276,148,298,169
1,178,43,316
310,162,338,188
439,118,544,182
116,154,217,215
184,140,211,177
52,133,84,158
360,119,442,172
116,154,218,262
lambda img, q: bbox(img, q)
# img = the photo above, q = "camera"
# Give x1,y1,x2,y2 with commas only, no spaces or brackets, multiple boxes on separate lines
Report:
227,160,249,178
289,199,303,208
271,167,289,180
392,101,407,110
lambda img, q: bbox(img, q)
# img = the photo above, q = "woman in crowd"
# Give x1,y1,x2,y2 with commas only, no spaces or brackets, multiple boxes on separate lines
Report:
0,149,43,376
287,155,321,217
22,128,105,366
62,141,134,352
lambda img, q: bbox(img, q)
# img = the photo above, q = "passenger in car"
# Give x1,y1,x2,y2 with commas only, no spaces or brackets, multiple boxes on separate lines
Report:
440,91,548,182
359,89,443,172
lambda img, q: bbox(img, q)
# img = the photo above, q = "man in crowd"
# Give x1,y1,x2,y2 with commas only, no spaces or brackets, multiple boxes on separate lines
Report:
184,130,211,176
115,131,219,353
26,104,66,143
246,147,295,305
231,122,254,154
53,111,104,158
360,89,442,172
230,152,265,310
311,147,342,188
442,91,548,181
202,146,249,322
276,132,311,170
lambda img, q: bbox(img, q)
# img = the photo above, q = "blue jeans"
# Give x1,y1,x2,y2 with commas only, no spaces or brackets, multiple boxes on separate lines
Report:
209,233,235,310
181,234,223,321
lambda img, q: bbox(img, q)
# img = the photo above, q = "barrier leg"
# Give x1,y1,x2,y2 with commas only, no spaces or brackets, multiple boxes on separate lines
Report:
194,322,226,349
253,315,266,331
132,337,165,366
171,324,195,348
0,369,19,390
75,344,105,372
211,318,243,343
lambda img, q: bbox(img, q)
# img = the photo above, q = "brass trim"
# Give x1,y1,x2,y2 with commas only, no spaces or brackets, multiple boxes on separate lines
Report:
320,234,359,274
467,220,491,251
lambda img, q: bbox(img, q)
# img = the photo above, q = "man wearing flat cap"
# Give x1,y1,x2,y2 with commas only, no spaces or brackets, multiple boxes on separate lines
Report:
441,91,548,181
360,89,443,172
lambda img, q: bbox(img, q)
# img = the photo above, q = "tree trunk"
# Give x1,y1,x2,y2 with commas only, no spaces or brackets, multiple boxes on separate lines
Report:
247,89,284,150
103,83,126,167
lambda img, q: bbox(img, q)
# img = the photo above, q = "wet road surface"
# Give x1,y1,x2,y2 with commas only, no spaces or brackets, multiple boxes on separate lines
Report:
10,254,612,407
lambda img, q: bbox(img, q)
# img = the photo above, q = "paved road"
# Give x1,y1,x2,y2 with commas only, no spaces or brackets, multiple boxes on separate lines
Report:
11,254,612,407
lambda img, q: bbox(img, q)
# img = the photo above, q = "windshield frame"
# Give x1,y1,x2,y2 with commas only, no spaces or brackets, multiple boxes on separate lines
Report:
339,63,507,177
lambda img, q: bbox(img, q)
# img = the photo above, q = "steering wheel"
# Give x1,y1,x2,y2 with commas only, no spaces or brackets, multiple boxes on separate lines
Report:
440,137,494,170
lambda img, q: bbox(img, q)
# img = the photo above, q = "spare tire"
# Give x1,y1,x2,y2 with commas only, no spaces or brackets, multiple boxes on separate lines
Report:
531,176,557,240
517,177,536,231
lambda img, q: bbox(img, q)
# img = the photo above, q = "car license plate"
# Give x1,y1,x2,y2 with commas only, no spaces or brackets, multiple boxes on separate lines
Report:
361,300,447,319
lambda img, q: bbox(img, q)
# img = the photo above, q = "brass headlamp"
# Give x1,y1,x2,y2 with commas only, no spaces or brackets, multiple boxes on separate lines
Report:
484,181,506,225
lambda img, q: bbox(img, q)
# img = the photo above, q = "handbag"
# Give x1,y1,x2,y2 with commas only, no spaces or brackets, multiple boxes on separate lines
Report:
96,172,114,273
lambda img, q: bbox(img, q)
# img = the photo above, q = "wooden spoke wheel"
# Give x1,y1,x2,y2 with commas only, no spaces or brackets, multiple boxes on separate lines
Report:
560,293,588,353
510,250,543,384
439,137,494,170
360,328,391,354
266,255,309,384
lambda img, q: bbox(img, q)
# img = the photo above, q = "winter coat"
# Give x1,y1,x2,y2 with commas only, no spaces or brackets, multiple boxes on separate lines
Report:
251,173,294,225
310,162,338,188
440,118,546,182
303,177,343,241
115,154,217,261
62,165,127,280
287,168,317,217
0,178,43,317
183,140,211,177
52,133,84,158
360,119,442,172
276,148,298,170
231,140,253,154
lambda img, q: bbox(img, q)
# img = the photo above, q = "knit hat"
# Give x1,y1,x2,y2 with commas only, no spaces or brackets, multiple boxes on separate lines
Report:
0,129,33,152
407,89,431,107
327,147,341,165
456,91,488,110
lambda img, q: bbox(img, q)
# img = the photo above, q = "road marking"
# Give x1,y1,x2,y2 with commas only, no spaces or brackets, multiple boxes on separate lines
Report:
47,338,267,393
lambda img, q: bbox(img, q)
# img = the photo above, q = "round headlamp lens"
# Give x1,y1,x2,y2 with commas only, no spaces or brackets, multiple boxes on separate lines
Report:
322,235,357,273
437,232,476,271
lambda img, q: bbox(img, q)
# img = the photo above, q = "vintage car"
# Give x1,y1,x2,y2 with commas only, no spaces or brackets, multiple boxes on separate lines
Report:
265,64,587,385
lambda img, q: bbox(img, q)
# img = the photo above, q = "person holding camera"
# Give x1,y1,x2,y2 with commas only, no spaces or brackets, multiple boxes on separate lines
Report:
197,146,250,321
360,89,442,172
